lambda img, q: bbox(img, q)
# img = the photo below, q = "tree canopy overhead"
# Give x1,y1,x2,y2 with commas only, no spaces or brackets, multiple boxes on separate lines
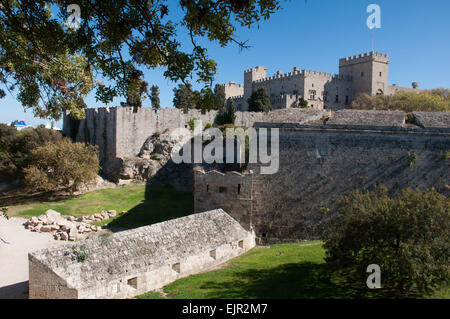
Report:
0,0,281,120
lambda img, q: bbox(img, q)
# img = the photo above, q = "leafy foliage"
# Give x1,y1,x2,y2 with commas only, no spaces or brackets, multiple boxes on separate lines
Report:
23,138,99,193
324,185,450,294
173,83,195,112
247,88,271,112
214,84,226,111
150,85,161,110
0,1,281,119
187,118,198,131
351,91,450,112
298,97,308,108
215,100,236,125
0,126,63,182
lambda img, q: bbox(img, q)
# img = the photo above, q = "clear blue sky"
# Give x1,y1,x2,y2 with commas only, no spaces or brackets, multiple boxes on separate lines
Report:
1,0,449,127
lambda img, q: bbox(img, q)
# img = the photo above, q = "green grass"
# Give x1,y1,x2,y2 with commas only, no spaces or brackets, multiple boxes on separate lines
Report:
138,242,449,299
4,185,194,230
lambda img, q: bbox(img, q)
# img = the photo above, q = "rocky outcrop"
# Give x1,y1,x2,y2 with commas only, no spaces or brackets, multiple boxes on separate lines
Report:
23,209,118,241
103,130,194,191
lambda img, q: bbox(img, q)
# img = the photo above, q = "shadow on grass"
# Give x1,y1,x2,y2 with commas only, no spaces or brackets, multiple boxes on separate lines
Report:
105,184,194,231
172,262,400,299
0,189,74,208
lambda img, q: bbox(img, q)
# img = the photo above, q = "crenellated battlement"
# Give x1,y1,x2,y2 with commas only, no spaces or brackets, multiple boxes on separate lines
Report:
252,68,334,84
339,51,389,67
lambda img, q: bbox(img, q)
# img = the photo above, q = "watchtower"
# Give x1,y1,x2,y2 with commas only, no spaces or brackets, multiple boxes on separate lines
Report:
243,66,267,101
339,52,389,98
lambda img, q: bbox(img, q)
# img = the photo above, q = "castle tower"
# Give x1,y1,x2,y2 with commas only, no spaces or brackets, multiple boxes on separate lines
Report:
243,66,267,101
339,52,389,98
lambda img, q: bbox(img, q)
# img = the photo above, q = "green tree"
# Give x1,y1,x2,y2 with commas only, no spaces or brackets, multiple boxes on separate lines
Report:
194,87,216,113
351,91,450,112
247,88,272,112
215,100,236,125
0,1,281,120
24,138,99,193
125,70,148,109
324,185,450,294
298,97,308,108
0,127,62,182
150,85,161,110
0,123,17,182
214,84,226,111
228,100,237,124
173,83,195,113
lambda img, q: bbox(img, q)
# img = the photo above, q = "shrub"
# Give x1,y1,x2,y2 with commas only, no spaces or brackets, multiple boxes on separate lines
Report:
23,138,99,193
0,124,18,182
0,126,62,182
324,185,449,294
297,97,308,108
204,122,213,129
247,88,272,112
152,131,161,138
187,118,198,131
351,91,450,112
214,100,236,125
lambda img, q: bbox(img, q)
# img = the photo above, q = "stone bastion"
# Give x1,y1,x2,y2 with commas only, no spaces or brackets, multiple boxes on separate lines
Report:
28,209,256,299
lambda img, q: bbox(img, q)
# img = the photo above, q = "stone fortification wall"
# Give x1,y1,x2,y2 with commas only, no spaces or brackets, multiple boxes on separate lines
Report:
191,111,449,243
64,107,329,161
194,168,254,230
248,116,449,243
29,209,256,299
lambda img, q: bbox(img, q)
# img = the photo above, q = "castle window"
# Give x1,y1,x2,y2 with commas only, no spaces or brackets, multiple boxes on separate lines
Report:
127,277,138,289
206,184,209,192
238,184,241,194
219,186,227,193
361,72,364,77
172,263,181,273
312,83,314,87
380,72,382,77
345,96,349,103
238,240,244,248
335,95,339,103
209,249,217,260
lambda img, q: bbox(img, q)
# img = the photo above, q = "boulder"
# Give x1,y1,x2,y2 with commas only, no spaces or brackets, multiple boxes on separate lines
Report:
68,227,79,241
67,216,76,222
45,209,61,224
60,232,69,241
40,225,52,232
108,210,117,217
38,215,47,223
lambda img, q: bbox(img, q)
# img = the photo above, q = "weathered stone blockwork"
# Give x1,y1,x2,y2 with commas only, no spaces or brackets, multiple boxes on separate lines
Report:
248,124,450,243
194,169,254,230
63,107,329,163
194,111,450,243
29,210,255,299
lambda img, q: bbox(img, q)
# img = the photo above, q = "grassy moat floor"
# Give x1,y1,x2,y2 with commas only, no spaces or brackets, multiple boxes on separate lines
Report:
2,186,448,299
2,185,194,229
138,241,449,299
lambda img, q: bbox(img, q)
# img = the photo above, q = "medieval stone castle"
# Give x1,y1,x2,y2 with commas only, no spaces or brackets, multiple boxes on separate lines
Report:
222,52,419,110
29,52,449,299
